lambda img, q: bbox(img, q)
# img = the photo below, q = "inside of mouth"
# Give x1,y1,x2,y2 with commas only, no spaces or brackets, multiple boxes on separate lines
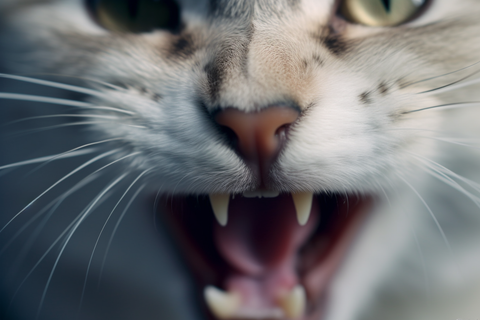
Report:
159,192,370,318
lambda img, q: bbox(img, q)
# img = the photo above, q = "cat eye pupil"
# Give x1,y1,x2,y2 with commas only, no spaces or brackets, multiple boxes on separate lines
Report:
86,0,181,33
381,0,391,12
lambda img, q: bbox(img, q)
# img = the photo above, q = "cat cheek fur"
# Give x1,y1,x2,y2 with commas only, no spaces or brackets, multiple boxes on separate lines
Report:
1,1,480,320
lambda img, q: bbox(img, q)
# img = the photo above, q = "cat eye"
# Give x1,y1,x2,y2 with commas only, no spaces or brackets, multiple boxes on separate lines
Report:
339,0,428,27
86,0,180,33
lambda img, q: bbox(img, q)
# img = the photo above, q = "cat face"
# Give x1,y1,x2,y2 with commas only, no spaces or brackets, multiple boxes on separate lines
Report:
1,1,480,320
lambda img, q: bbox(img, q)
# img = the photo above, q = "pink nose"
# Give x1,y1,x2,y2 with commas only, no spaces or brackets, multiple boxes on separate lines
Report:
215,106,299,182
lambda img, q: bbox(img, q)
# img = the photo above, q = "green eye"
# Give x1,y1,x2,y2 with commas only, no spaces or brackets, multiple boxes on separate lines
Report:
340,0,428,27
86,0,180,33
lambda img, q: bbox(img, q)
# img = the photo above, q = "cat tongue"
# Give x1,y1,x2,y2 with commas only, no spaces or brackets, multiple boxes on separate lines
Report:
214,194,319,276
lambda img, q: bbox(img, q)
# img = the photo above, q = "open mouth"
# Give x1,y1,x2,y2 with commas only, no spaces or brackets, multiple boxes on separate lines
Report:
159,191,372,320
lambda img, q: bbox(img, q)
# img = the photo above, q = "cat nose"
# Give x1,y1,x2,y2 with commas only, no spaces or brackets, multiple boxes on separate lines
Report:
215,106,299,181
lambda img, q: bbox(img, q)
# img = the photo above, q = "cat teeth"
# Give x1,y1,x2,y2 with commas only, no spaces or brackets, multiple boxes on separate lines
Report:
242,190,280,198
204,286,241,319
279,285,306,319
210,191,312,227
292,192,313,226
209,194,230,226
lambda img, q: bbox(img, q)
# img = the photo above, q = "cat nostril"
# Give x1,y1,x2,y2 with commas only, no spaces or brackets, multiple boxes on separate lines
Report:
215,106,299,183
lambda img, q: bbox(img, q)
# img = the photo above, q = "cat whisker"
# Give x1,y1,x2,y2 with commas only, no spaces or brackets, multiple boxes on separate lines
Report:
0,149,120,234
0,73,103,96
377,181,431,295
98,182,148,286
409,152,480,202
4,176,102,286
415,135,480,150
25,138,122,176
6,121,137,138
8,171,107,307
403,101,480,114
0,92,135,115
0,148,96,171
80,169,150,309
91,152,142,176
411,230,430,297
424,165,480,208
152,187,163,231
36,173,128,320
0,173,99,257
2,114,125,127
397,174,454,259
401,60,480,89
4,152,139,260
20,72,125,91
417,70,480,96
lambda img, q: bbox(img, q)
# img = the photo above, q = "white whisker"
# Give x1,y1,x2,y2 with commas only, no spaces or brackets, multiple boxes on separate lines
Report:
2,114,123,127
397,174,454,258
7,121,136,138
0,149,120,235
8,173,109,307
91,152,142,175
98,183,147,285
0,92,135,115
36,173,128,320
0,73,102,96
411,229,430,297
80,169,150,308
403,101,480,114
408,153,480,206
402,61,480,89
0,174,98,256
419,74,480,96
26,138,121,176
0,149,96,171
415,135,480,149
4,175,102,283
21,72,124,91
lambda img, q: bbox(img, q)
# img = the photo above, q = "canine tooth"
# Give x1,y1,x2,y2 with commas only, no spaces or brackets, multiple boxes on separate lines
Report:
204,286,241,319
279,285,306,319
209,194,230,226
292,192,313,226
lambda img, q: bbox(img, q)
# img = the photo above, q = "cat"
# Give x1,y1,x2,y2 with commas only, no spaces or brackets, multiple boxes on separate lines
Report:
1,0,480,320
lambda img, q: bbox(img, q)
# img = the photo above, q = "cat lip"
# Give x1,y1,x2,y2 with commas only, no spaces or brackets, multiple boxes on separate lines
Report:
158,192,372,320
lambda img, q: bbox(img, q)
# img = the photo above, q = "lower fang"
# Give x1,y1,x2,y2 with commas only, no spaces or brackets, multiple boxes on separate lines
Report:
204,286,241,319
279,285,306,319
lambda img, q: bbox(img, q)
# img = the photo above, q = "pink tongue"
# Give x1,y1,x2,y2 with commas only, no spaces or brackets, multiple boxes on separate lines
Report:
214,194,319,276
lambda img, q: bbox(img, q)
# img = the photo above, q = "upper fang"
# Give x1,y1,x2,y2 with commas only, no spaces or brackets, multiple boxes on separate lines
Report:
209,194,230,226
292,192,313,226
